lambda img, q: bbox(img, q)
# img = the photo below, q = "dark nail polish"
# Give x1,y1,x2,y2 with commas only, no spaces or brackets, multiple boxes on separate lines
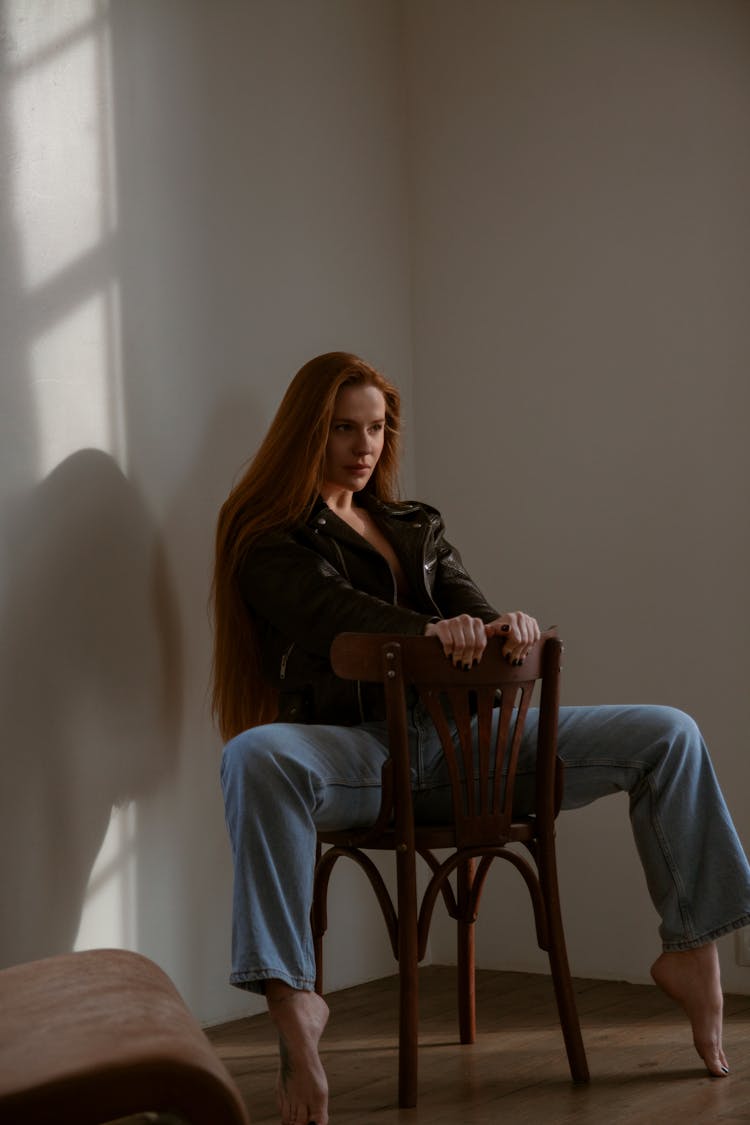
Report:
501,624,510,632
463,663,471,671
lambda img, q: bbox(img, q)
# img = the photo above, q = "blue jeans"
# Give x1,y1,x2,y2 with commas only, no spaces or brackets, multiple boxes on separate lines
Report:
220,704,750,994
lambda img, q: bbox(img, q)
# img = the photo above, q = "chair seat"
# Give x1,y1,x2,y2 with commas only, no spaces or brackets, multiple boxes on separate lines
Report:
0,948,249,1125
318,818,537,850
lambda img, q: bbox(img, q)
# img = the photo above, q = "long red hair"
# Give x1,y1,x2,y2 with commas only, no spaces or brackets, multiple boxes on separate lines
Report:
211,352,402,740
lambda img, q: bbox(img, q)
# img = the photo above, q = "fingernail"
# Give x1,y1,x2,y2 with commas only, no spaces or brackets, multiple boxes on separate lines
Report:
513,658,521,666
721,1065,729,1074
500,624,510,632
463,663,471,671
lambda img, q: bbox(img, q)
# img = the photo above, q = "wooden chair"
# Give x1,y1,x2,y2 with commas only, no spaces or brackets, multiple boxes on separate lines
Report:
312,630,589,1108
0,948,250,1125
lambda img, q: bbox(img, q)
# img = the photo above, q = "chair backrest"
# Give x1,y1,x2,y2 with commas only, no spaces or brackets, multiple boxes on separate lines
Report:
330,631,562,849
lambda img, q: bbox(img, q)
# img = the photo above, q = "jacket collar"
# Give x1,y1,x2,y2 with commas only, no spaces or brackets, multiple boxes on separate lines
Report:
307,491,422,523
359,493,424,519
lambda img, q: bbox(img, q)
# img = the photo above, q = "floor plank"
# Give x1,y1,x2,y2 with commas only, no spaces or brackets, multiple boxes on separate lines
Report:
206,967,750,1124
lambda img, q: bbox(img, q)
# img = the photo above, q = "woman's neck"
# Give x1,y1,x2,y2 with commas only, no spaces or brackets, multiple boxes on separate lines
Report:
320,486,356,515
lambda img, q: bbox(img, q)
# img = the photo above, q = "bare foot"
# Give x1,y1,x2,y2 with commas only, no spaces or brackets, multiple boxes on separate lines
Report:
650,943,729,1076
267,981,330,1125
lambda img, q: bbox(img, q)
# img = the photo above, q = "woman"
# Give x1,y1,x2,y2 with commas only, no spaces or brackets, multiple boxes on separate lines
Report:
214,352,750,1125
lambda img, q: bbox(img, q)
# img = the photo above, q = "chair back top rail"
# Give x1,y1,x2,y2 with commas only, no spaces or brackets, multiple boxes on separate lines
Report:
330,631,557,687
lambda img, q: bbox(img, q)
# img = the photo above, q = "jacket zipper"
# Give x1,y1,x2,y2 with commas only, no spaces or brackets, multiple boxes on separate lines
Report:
332,539,368,722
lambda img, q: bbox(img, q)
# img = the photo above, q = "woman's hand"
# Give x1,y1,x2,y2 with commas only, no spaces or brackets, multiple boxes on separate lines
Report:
425,610,541,668
424,615,488,668
485,611,540,666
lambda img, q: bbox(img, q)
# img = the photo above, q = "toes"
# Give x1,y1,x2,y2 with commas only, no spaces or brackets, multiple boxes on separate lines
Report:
697,1041,729,1077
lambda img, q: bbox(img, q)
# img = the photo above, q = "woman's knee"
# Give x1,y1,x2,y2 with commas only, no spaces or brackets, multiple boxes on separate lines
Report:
646,705,703,748
221,724,295,794
637,705,710,778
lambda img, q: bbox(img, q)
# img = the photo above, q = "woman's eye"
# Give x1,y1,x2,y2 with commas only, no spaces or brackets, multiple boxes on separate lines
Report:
332,421,382,434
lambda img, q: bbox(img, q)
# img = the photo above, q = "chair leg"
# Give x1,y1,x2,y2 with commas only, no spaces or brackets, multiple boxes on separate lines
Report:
312,843,325,995
457,857,476,1044
313,931,324,995
538,834,590,1084
397,849,419,1108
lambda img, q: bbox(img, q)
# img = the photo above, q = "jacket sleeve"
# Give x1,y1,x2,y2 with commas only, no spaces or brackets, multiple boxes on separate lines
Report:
427,514,500,623
238,533,435,659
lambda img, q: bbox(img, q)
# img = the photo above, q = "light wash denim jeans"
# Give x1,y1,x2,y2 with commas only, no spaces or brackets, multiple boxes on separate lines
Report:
220,703,750,994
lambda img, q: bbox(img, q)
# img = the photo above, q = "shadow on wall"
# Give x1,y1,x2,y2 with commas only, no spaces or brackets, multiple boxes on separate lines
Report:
0,448,182,968
134,391,274,1021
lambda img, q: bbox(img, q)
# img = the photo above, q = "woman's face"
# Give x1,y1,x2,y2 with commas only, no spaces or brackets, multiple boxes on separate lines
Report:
322,383,387,497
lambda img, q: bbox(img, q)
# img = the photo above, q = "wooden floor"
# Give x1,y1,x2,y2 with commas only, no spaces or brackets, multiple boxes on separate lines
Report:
205,966,750,1125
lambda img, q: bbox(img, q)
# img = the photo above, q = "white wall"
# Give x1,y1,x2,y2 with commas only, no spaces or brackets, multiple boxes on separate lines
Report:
0,0,414,1023
405,0,750,992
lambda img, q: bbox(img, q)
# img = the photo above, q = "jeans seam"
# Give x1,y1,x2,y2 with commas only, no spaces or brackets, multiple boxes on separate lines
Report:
559,756,655,772
554,756,701,944
645,773,697,942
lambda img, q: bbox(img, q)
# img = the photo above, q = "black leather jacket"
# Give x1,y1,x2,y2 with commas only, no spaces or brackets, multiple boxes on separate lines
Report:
238,493,499,724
